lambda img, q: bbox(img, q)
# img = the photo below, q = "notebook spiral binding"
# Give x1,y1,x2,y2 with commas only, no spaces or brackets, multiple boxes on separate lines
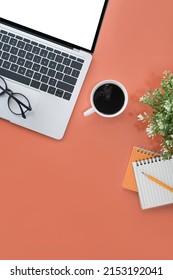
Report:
137,146,161,156
136,154,173,166
136,157,161,166
136,146,162,166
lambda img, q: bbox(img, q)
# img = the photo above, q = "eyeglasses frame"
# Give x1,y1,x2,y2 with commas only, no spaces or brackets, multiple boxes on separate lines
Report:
0,76,32,119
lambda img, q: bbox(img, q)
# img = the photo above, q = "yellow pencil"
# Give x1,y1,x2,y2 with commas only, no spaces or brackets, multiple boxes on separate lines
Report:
142,172,173,193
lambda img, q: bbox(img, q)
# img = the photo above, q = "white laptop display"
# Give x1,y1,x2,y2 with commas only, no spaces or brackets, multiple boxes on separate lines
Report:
0,0,108,139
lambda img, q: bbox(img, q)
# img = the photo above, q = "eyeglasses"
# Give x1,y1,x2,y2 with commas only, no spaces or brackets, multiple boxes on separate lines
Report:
0,76,32,119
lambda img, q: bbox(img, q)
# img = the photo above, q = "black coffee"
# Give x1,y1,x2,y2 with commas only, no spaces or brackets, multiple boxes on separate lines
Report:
93,83,125,115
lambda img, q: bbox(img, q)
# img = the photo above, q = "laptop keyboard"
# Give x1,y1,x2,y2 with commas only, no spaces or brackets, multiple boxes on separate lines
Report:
0,29,84,100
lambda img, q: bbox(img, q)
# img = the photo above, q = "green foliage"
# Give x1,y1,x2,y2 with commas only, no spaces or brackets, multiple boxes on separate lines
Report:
138,71,173,159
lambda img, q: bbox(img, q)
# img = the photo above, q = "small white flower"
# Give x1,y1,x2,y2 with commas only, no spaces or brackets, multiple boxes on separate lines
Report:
158,121,164,130
138,114,144,121
164,100,172,111
146,127,153,137
139,96,145,102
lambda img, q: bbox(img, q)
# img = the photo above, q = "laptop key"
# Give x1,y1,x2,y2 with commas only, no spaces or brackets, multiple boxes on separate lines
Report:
18,66,26,75
55,89,64,97
32,63,40,71
48,86,55,94
2,44,11,52
63,92,71,100
2,52,10,60
26,52,34,60
2,35,10,43
40,49,48,57
25,60,33,69
47,52,56,60
54,49,61,54
47,69,56,78
33,55,41,63
32,46,40,54
61,52,69,57
9,38,17,46
1,30,8,35
3,61,10,69
11,47,18,55
33,72,41,81
9,55,17,63
55,55,63,63
10,64,18,72
71,69,80,78
46,47,53,52
17,57,25,66
40,66,48,75
17,41,25,49
23,38,30,43
26,69,34,78
63,58,71,66
41,58,49,66
69,55,77,60
31,41,38,46
56,63,64,72
41,75,49,84
16,35,23,40
49,78,56,86
57,81,74,93
39,44,45,49
64,67,72,75
8,32,15,37
24,44,33,52
48,61,56,69
77,58,84,63
63,75,77,86
31,80,40,89
0,67,31,85
71,60,82,70
40,83,48,92
55,72,63,80
18,49,26,58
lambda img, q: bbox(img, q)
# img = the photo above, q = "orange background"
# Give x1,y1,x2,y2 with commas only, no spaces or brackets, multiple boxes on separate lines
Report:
0,0,173,260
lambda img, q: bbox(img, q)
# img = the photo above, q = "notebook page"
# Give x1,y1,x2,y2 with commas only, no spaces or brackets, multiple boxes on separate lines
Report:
132,157,173,209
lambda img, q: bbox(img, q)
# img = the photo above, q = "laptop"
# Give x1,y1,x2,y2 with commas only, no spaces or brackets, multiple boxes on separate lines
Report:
0,0,108,139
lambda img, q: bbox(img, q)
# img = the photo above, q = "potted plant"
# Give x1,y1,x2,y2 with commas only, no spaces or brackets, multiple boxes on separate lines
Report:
138,70,173,159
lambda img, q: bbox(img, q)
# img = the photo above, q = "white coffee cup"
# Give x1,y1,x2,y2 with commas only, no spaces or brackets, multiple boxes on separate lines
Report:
83,80,128,117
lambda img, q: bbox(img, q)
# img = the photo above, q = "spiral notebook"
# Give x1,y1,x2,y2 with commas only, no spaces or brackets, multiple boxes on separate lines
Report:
122,146,160,192
132,157,173,209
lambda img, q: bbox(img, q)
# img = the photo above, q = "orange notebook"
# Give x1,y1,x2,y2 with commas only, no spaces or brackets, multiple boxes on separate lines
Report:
122,146,160,192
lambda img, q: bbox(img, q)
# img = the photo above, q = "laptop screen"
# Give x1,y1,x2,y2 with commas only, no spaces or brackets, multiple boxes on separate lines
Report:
1,0,107,52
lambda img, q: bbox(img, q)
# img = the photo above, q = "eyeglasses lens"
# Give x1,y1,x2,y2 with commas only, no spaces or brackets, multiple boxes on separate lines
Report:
8,93,30,115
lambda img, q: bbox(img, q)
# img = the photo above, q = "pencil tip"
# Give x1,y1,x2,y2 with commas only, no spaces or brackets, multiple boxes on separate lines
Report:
141,172,148,176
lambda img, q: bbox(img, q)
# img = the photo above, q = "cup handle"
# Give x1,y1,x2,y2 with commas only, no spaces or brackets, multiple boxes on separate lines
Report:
83,107,95,116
